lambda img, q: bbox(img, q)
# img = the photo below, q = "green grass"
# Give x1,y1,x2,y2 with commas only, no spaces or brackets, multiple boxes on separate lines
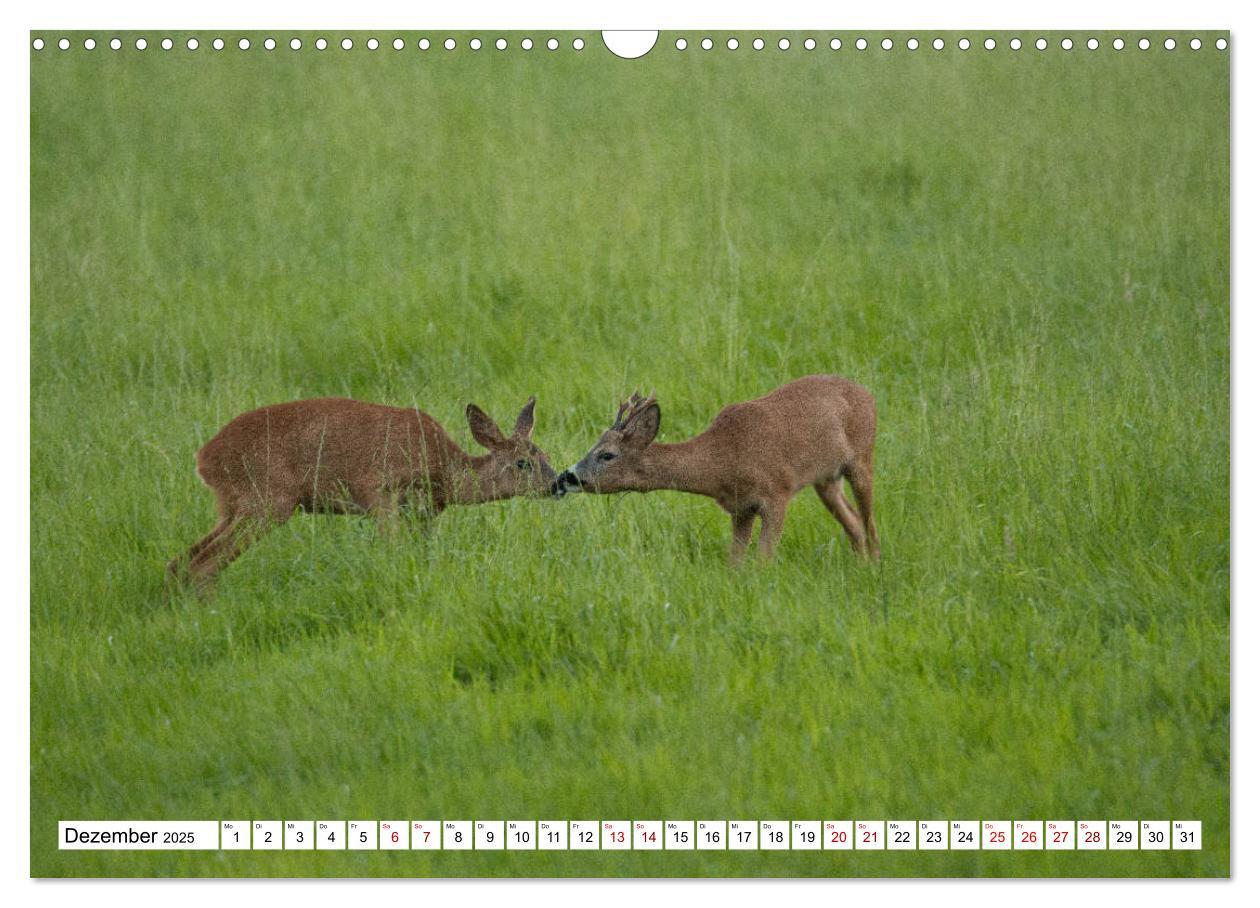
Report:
30,31,1229,877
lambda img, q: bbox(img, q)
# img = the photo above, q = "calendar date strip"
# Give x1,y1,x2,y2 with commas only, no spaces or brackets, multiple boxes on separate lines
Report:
58,819,1202,852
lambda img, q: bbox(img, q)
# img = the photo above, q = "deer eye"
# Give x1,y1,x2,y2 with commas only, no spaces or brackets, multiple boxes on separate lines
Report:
515,459,532,470
598,451,616,462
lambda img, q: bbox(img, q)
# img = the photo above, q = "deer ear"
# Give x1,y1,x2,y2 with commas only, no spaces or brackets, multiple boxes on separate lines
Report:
513,396,536,440
466,403,507,449
622,402,660,449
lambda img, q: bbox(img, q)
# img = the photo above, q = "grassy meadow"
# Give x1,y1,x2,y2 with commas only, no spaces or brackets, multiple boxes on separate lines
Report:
30,31,1229,876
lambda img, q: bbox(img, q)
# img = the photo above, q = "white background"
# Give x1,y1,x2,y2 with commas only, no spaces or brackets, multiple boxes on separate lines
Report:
3,0,1252,904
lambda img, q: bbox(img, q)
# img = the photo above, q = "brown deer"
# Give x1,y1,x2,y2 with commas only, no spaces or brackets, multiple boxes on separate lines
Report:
553,375,879,562
168,396,556,588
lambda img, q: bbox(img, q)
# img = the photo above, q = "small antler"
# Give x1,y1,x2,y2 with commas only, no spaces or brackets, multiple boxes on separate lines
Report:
612,395,633,429
612,390,657,429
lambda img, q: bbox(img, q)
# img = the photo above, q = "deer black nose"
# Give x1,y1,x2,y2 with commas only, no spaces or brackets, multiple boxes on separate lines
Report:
552,470,579,497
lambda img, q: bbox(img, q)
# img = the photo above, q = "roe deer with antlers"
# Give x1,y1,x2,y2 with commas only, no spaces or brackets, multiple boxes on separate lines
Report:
169,396,556,588
554,375,879,562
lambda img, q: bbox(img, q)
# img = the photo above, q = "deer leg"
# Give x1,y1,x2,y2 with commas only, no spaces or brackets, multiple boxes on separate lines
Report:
729,509,756,565
185,517,254,589
847,458,880,562
370,489,403,539
756,500,787,560
814,479,867,555
187,497,295,588
167,517,232,583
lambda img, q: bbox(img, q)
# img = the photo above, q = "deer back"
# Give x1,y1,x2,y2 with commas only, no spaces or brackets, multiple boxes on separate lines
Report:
196,398,464,504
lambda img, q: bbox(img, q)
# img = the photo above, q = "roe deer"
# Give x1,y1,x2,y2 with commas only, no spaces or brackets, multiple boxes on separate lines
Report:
553,375,879,562
169,396,556,588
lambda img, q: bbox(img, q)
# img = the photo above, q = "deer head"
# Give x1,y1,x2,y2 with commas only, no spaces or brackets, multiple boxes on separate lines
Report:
463,396,559,502
553,392,660,496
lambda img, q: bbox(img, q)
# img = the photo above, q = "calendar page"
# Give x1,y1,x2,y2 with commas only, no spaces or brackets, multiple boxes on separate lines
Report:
28,21,1229,880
